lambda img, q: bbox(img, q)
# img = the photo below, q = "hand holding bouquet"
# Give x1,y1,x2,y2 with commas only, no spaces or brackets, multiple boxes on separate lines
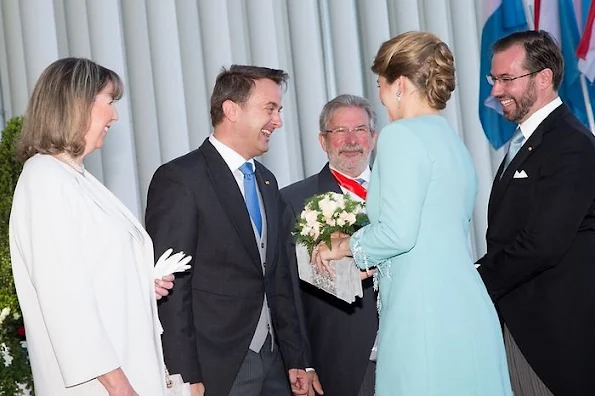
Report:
294,192,368,255
293,192,368,303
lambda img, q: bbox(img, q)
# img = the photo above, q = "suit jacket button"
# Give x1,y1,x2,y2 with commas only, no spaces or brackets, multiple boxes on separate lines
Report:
261,242,265,248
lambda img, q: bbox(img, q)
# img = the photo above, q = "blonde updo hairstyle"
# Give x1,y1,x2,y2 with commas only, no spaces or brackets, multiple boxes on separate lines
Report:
371,31,455,110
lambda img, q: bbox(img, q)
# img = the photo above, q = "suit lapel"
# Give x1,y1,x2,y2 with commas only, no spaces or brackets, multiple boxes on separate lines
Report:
489,104,568,216
318,163,343,194
255,163,277,268
200,140,261,269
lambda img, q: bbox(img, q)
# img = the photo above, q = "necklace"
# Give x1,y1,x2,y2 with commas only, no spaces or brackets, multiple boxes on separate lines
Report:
58,152,85,175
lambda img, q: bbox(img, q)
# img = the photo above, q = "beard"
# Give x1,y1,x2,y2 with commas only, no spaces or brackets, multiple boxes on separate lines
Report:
332,145,368,174
502,79,537,123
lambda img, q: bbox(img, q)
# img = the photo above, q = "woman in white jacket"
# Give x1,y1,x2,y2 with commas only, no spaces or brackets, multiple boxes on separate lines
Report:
9,58,174,396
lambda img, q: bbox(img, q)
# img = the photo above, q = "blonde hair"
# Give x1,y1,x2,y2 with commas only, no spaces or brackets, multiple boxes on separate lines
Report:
371,31,455,110
17,57,123,162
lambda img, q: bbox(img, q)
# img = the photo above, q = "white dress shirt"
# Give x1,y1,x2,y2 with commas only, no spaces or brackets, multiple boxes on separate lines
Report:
518,97,562,143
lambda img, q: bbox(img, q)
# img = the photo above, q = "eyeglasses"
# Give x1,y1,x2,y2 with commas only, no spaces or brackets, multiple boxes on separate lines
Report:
323,126,372,136
485,69,544,86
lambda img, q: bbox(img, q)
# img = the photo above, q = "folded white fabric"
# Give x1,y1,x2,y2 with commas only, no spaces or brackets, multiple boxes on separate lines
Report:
295,243,363,303
154,248,192,279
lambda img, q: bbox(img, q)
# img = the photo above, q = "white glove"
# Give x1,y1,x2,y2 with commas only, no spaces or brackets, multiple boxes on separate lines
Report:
154,248,192,279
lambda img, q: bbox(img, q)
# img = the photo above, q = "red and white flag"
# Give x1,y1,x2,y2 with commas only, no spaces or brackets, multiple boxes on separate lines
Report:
577,1,595,82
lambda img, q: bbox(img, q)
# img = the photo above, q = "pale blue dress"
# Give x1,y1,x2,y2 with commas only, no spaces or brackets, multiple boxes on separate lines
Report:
351,115,512,396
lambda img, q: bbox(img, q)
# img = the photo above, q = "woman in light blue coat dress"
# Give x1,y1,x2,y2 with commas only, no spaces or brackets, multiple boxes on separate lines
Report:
313,32,512,396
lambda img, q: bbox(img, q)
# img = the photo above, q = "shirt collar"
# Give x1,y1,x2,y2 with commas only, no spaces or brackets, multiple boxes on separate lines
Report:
518,97,562,141
329,165,371,183
209,134,255,172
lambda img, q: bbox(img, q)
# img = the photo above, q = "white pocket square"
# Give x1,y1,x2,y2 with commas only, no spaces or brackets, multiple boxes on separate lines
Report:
513,170,528,179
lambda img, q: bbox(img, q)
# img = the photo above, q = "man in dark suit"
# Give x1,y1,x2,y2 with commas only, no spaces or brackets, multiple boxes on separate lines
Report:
478,30,595,396
281,95,379,396
145,65,308,396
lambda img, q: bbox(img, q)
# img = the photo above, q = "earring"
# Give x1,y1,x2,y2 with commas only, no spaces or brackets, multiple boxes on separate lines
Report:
396,91,401,102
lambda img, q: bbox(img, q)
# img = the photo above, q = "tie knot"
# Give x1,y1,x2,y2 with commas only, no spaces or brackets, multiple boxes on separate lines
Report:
239,162,255,176
511,127,524,144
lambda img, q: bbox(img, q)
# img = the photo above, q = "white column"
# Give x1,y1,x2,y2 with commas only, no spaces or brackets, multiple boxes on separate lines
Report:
287,0,328,179
245,0,301,187
19,0,59,90
0,3,12,123
87,0,141,218
388,0,422,33
355,0,392,130
175,0,212,149
449,0,491,258
146,0,191,162
197,0,233,93
52,0,69,57
327,0,364,95
120,0,160,212
1,1,29,116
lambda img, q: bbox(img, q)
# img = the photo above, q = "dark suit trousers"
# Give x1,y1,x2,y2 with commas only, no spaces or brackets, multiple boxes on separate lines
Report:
357,360,376,396
228,335,290,396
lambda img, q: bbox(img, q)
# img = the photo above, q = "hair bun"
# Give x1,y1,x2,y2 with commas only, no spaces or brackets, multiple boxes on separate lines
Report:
426,42,456,110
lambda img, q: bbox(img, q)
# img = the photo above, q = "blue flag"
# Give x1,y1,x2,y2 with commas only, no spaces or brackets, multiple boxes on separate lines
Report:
558,0,595,129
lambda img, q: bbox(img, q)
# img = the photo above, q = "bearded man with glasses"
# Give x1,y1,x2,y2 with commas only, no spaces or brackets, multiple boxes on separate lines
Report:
281,94,379,396
477,29,595,396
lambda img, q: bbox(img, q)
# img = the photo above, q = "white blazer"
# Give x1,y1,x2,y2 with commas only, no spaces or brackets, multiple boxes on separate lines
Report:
9,155,166,396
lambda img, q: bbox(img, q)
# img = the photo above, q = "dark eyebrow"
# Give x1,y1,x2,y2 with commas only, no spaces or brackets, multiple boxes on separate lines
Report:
490,73,513,78
265,102,282,111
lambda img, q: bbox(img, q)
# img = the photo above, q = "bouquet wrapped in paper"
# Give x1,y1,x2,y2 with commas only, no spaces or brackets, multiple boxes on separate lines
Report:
293,192,368,303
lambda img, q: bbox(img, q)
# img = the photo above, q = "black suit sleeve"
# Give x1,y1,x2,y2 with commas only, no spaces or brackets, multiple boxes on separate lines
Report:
478,139,595,300
145,164,203,384
281,198,313,368
270,196,306,370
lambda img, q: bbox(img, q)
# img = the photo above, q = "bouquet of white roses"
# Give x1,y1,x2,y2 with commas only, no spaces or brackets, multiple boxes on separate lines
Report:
294,192,368,255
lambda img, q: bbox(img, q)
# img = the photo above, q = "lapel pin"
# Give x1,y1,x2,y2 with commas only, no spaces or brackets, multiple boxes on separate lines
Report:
264,180,270,185
528,146,533,151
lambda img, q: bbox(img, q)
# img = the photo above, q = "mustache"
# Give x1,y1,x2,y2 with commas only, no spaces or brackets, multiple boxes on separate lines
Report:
495,95,514,101
339,145,364,154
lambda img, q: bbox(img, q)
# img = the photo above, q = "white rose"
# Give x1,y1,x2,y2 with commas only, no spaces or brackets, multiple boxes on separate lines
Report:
339,211,357,225
325,216,336,226
0,307,10,326
302,209,319,224
319,196,339,219
310,223,321,240
301,225,312,236
335,194,346,209
336,217,346,227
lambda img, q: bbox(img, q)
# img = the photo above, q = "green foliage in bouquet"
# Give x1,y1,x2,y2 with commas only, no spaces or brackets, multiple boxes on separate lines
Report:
0,117,33,395
294,192,368,255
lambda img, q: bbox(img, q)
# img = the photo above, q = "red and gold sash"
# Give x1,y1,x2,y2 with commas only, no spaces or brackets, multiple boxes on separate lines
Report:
329,169,367,200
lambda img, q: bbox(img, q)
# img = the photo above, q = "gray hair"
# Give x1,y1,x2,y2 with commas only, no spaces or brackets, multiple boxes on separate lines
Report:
319,94,377,132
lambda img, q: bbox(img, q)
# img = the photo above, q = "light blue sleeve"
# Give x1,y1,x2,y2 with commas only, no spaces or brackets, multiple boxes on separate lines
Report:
351,122,432,270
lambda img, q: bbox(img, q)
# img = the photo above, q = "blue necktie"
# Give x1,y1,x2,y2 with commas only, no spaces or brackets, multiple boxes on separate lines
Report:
503,127,525,171
239,162,262,236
